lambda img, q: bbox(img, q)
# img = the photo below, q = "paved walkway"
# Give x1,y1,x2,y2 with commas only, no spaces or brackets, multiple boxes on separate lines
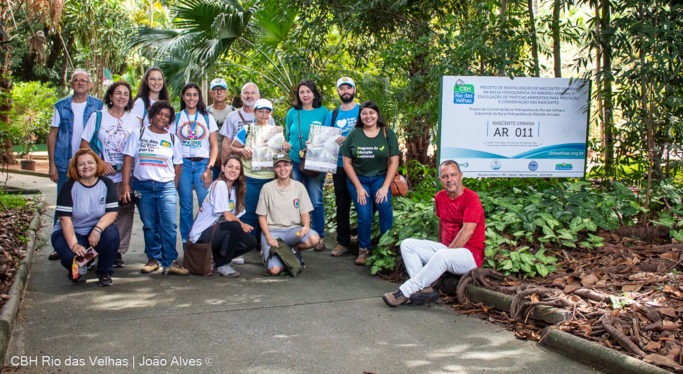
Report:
2,173,596,373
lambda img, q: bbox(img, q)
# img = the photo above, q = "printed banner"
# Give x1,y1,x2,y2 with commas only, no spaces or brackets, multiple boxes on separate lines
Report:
439,76,590,178
304,125,342,173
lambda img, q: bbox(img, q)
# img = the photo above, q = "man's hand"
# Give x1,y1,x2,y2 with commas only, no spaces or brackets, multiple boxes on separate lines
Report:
49,164,59,183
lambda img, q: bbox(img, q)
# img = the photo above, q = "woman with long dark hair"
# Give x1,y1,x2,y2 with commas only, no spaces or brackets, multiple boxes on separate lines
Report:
341,101,399,265
172,82,219,245
132,67,170,127
284,80,330,251
188,155,257,277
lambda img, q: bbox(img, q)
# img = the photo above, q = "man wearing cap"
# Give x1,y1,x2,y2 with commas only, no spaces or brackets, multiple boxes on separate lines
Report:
47,69,104,260
256,152,320,275
220,82,274,162
324,77,360,257
208,78,236,180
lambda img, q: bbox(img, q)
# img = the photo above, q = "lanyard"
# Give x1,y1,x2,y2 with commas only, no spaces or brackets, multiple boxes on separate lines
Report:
183,109,200,140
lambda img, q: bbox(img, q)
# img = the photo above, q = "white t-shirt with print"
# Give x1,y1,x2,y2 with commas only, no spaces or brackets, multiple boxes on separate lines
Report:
170,110,218,159
188,180,246,243
123,127,183,183
132,98,156,127
81,110,140,183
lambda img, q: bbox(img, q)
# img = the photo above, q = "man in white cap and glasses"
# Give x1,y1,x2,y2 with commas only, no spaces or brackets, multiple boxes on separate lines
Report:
208,78,235,180
257,152,319,275
324,77,360,257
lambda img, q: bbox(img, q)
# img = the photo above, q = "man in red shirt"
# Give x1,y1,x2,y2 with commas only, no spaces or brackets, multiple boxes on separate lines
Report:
383,160,486,307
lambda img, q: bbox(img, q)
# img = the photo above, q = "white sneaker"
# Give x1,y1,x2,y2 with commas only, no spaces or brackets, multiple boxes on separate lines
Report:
230,256,245,265
216,264,240,278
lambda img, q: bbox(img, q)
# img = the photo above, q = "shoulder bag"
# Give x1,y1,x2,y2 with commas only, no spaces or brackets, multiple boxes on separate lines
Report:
183,224,217,275
382,127,408,197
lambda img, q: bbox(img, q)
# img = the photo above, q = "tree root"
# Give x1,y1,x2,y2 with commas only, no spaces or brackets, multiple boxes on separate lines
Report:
600,313,646,357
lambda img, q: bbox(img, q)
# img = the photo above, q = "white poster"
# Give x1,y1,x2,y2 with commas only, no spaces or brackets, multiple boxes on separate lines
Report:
439,76,590,178
304,125,342,173
252,126,285,171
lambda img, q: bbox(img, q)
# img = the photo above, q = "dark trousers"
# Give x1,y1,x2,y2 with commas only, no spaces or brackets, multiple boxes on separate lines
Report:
198,221,257,267
51,225,120,274
332,166,352,246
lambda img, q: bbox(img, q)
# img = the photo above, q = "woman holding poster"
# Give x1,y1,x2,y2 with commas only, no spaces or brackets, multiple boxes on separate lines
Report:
285,80,330,251
230,99,288,241
341,101,399,265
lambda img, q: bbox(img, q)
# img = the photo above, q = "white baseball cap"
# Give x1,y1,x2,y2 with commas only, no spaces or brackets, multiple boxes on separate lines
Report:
336,77,355,88
254,99,273,111
210,78,227,90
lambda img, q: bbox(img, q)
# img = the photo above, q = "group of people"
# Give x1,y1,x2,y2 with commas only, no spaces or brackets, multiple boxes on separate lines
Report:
47,67,486,309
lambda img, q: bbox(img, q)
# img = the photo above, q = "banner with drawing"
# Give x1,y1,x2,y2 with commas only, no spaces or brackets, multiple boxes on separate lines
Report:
304,125,342,173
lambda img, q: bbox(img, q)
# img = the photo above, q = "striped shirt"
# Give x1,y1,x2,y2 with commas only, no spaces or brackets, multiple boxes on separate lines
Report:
54,177,118,235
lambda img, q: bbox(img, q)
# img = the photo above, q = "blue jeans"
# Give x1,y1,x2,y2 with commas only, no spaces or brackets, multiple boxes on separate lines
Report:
291,161,326,239
51,225,119,274
178,158,210,242
347,174,393,250
53,170,69,226
133,179,179,268
243,176,273,240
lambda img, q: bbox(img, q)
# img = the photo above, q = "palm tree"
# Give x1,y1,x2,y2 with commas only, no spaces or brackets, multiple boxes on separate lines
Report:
130,0,254,93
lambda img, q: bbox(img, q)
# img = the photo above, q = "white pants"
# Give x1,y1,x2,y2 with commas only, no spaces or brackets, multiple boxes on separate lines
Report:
399,238,477,297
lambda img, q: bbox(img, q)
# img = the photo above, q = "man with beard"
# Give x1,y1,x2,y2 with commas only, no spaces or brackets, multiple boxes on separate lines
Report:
47,69,104,260
382,160,486,307
324,77,360,257
220,82,274,161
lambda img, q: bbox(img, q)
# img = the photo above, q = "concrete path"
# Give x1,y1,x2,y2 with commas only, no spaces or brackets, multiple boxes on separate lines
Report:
2,173,597,373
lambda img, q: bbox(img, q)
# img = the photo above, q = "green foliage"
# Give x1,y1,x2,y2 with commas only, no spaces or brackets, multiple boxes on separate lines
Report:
9,81,59,154
0,192,28,209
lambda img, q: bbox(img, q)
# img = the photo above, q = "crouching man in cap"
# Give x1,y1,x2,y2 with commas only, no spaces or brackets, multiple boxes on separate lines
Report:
256,153,320,275
383,160,486,307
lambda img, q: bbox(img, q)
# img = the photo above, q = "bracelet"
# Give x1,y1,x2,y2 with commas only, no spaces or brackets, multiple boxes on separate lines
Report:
71,242,80,251
93,226,103,234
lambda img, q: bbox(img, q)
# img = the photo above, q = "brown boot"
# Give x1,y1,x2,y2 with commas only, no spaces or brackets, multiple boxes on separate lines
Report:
355,248,370,265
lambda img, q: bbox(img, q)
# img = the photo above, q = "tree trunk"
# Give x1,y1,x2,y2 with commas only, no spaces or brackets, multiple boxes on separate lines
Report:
0,0,17,164
599,0,615,177
528,0,540,77
552,0,562,77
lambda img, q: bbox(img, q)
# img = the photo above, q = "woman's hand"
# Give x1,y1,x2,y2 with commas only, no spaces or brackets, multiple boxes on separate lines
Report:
71,243,87,257
299,226,310,238
120,184,132,204
282,142,291,152
355,185,369,206
202,169,212,187
102,162,116,175
375,185,390,204
240,222,254,233
241,147,253,160
266,235,279,248
88,227,102,248
336,136,346,145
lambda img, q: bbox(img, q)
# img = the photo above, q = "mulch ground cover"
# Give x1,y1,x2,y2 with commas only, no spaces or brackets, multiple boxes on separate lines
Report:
0,206,34,310
443,230,683,373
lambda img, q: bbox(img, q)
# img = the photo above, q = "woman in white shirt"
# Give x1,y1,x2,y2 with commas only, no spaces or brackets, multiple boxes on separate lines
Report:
188,155,256,277
80,81,138,268
132,67,170,127
171,82,219,245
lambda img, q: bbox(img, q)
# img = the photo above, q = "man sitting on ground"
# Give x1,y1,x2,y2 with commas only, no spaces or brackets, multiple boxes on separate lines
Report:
256,153,320,275
383,160,486,307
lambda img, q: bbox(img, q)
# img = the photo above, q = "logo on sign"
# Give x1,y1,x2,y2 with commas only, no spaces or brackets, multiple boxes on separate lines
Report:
490,161,501,170
555,163,573,171
528,161,538,171
453,80,475,104
458,162,469,169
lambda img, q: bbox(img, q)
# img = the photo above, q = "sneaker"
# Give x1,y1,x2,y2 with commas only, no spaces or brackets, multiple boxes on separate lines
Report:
230,256,245,265
97,272,113,287
114,253,125,268
140,259,160,274
330,244,349,257
49,251,61,260
162,261,189,276
383,290,408,307
216,264,240,278
355,248,370,265
314,240,326,252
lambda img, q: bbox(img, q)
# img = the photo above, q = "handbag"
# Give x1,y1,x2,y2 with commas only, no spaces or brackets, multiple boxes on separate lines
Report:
297,111,320,177
268,239,303,277
183,225,217,275
382,127,408,197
